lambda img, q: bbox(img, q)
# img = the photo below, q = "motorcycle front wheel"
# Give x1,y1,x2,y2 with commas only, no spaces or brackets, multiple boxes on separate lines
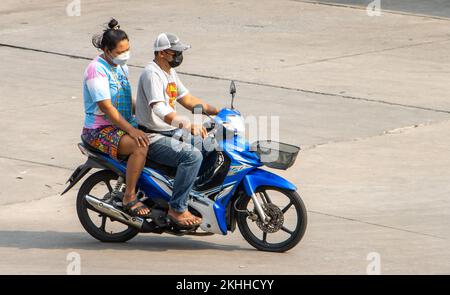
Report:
236,186,307,252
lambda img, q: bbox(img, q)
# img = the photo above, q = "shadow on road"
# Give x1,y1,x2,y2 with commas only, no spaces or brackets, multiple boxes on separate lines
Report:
304,0,450,18
0,230,252,252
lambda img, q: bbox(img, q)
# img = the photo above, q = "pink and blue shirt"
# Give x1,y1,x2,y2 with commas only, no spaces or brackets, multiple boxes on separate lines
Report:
82,55,136,129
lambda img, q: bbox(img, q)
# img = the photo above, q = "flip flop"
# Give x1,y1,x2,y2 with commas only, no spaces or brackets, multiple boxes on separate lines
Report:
123,198,151,218
167,214,202,229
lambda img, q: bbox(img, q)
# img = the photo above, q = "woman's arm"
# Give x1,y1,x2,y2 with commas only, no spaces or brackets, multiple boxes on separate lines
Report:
97,99,149,147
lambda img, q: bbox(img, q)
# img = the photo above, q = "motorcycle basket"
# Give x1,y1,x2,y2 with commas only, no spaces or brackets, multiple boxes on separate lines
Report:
252,140,300,170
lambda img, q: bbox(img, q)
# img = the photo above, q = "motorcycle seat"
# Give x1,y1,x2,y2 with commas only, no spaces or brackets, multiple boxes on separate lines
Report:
79,140,177,177
144,159,177,178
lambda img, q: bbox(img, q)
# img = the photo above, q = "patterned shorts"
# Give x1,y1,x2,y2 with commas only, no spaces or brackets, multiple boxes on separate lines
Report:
81,126,126,160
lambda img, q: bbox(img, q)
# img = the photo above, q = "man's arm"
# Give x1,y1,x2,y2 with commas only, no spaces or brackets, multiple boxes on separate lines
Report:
150,102,207,138
178,93,219,115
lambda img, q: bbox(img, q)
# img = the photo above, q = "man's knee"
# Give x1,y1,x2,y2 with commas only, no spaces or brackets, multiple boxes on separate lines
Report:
182,148,203,166
192,149,203,164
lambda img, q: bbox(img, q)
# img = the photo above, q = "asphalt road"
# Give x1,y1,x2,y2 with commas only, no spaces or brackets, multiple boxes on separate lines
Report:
302,0,450,18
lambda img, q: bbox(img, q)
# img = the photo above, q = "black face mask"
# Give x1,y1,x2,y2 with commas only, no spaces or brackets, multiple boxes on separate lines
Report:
168,51,183,68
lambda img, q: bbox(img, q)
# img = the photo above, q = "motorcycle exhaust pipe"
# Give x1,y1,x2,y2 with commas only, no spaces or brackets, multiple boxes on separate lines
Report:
84,195,144,229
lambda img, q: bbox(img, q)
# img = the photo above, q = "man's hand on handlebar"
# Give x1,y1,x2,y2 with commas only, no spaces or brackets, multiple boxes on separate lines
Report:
190,124,207,138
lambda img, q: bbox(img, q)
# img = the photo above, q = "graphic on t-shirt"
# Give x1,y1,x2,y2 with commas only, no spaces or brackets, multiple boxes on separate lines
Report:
166,82,178,109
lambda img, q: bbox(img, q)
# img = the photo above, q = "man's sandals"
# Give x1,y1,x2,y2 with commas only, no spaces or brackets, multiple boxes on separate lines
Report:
167,214,202,230
123,199,151,218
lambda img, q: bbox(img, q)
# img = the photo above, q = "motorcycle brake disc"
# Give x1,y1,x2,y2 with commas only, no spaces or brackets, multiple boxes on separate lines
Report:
256,203,284,233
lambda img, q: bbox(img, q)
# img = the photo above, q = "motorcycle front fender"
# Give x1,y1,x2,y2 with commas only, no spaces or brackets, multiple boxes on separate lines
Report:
242,168,297,196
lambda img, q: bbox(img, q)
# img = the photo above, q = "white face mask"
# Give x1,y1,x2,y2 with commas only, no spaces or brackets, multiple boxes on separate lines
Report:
111,51,130,66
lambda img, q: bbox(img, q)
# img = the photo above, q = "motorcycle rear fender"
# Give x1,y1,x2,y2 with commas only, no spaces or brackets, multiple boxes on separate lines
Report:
61,155,124,196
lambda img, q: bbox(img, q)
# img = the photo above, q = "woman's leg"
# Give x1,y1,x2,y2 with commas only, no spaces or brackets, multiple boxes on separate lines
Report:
118,134,150,216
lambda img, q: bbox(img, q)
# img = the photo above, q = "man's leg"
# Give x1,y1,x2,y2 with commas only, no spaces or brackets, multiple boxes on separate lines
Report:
159,128,214,176
147,135,203,223
190,134,218,181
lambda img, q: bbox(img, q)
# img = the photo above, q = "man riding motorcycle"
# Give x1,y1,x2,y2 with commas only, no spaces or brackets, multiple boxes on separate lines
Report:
135,32,219,229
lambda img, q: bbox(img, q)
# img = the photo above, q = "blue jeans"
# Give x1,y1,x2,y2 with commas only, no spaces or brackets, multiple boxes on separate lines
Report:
148,129,204,212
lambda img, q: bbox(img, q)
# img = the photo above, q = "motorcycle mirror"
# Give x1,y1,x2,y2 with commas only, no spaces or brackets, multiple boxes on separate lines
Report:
192,104,204,115
230,80,236,109
230,80,236,96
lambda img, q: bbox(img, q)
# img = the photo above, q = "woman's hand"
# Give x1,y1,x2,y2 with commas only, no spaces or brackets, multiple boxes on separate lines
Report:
127,128,150,147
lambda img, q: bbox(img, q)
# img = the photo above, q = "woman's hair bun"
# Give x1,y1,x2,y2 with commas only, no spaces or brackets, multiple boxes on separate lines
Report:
108,18,120,30
92,18,128,51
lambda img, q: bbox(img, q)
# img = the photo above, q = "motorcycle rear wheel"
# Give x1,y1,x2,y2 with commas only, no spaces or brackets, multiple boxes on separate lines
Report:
76,170,139,243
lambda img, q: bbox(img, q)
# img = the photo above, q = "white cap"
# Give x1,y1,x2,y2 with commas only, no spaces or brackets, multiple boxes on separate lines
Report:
154,32,191,52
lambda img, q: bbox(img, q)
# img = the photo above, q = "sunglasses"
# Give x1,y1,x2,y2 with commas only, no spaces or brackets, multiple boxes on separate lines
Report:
164,50,182,57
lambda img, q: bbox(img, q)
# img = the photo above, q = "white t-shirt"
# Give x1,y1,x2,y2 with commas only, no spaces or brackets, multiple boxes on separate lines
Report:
136,61,189,132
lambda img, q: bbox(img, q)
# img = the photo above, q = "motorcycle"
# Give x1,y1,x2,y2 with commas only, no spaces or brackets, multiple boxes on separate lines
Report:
62,81,307,252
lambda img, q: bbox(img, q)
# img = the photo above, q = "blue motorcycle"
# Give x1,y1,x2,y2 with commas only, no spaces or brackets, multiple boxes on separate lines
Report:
62,81,306,252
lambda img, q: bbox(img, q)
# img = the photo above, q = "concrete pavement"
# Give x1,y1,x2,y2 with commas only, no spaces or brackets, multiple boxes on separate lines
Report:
0,0,449,274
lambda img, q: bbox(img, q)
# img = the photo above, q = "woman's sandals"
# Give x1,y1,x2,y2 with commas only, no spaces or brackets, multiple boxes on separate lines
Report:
123,199,151,218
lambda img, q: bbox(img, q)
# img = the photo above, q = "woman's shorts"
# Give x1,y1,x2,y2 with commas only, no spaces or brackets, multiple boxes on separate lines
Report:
81,126,126,160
